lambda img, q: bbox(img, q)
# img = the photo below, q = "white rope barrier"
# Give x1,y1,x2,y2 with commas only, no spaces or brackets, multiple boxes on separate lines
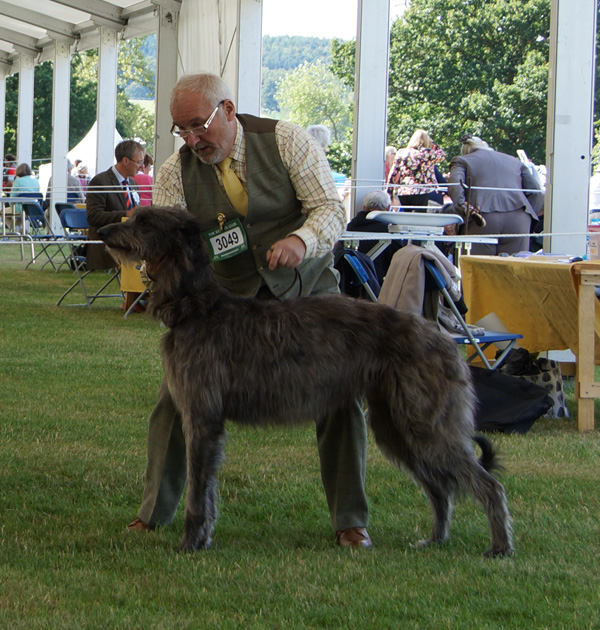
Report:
0,231,595,246
0,239,101,245
5,176,536,195
28,185,155,194
336,179,544,195
455,232,587,239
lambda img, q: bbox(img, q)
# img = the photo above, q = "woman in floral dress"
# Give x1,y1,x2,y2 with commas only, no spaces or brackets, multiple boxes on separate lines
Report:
386,129,446,211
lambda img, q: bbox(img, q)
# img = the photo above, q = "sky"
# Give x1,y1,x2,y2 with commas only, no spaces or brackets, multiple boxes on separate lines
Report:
261,0,405,41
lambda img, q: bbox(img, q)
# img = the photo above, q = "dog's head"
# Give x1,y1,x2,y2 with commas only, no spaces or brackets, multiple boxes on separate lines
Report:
98,206,217,326
97,205,207,277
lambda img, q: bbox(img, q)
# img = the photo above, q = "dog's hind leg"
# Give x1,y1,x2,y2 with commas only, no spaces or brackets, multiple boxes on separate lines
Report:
409,469,457,548
458,459,514,557
367,397,456,549
178,416,226,552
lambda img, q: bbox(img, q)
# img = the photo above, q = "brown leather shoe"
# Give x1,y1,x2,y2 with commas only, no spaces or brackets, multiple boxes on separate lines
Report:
336,526,373,549
127,517,155,532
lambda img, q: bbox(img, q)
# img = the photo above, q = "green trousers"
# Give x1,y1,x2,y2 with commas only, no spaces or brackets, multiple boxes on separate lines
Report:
137,381,369,532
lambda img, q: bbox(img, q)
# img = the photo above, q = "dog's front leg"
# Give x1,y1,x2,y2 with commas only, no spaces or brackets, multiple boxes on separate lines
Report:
178,416,226,552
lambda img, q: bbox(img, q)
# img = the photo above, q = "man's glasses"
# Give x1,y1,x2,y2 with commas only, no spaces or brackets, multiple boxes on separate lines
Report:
128,158,144,166
170,101,224,139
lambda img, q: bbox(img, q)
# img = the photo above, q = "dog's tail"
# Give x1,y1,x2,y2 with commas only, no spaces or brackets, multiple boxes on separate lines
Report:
473,435,501,473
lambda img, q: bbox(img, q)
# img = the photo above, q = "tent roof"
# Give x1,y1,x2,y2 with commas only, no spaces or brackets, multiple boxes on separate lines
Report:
67,121,123,177
0,0,164,68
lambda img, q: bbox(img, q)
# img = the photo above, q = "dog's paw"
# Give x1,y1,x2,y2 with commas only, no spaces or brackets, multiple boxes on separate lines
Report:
410,538,440,549
483,546,515,559
178,535,212,552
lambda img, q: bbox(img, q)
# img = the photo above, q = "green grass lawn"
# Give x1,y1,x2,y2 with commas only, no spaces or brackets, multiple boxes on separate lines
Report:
1,244,599,629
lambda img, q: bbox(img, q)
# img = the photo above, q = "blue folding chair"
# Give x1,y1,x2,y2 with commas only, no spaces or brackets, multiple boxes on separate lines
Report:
21,196,68,271
335,246,380,302
56,207,122,308
343,251,380,302
423,259,522,370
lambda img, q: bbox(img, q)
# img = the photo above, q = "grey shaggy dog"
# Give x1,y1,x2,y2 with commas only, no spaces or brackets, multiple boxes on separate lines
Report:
98,205,513,556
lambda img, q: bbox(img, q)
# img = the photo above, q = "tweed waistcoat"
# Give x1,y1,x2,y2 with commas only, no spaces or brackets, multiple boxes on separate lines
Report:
180,114,337,298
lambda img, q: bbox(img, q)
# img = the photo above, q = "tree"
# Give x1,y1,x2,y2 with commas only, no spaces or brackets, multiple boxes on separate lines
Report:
261,67,288,116
262,35,332,71
261,35,334,115
275,61,352,141
331,0,552,166
389,0,551,164
73,37,155,153
275,60,353,174
4,60,96,164
3,34,155,162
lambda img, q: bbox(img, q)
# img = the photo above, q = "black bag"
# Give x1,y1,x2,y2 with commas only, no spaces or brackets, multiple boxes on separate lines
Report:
470,366,553,434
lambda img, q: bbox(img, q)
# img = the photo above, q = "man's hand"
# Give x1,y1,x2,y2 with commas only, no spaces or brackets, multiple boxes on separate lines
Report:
266,235,306,270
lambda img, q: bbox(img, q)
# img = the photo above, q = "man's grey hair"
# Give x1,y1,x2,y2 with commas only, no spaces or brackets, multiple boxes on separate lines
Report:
363,190,392,212
461,136,492,155
171,73,235,108
306,125,331,151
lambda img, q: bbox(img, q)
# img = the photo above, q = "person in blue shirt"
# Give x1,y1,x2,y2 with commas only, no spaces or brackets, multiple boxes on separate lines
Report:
8,163,40,233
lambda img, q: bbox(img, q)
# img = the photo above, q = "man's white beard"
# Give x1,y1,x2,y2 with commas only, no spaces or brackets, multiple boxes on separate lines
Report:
191,146,225,165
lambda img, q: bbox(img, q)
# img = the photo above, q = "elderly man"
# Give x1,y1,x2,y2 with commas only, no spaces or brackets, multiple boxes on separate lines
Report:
127,73,371,549
448,135,544,255
341,190,403,285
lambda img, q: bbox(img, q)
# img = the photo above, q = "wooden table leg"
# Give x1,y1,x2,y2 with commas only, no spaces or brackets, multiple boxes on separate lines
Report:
576,271,599,431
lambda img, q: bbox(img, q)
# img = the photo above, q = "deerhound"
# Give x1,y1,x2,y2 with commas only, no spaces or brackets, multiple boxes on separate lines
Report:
98,205,513,556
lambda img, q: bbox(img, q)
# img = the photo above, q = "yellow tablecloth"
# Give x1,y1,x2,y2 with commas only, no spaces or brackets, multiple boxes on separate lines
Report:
119,217,145,293
461,255,600,359
120,262,146,293
461,255,600,430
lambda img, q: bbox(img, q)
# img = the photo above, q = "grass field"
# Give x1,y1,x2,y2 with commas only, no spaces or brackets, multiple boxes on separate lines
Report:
1,243,599,629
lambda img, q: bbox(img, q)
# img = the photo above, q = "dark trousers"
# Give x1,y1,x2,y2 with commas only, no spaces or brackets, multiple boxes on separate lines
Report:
399,193,430,212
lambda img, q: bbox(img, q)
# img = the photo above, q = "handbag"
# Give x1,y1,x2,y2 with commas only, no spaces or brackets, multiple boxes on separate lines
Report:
517,358,569,419
499,349,569,419
455,203,486,234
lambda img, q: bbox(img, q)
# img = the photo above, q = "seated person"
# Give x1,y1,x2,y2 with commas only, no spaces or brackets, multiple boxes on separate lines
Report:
44,163,84,210
8,163,40,232
344,190,405,284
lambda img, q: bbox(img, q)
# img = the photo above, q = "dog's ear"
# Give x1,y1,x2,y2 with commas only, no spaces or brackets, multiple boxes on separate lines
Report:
179,214,212,270
183,214,204,249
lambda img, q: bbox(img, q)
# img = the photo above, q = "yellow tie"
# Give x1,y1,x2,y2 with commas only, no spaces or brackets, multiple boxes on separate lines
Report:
218,157,248,216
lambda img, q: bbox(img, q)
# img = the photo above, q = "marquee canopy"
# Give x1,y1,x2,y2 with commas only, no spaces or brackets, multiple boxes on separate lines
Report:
0,0,159,64
1,0,597,255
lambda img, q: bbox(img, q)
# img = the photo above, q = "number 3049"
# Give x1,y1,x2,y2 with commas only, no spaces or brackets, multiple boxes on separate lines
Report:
214,230,240,251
